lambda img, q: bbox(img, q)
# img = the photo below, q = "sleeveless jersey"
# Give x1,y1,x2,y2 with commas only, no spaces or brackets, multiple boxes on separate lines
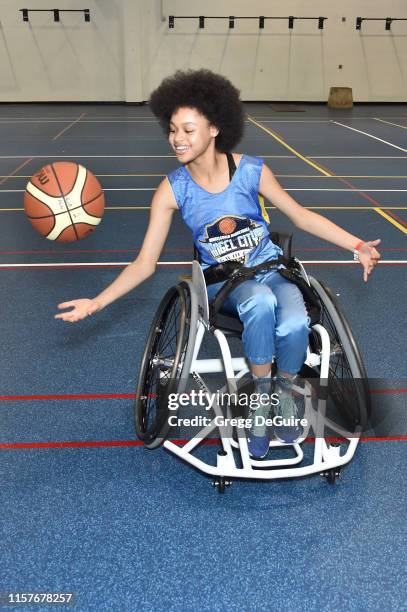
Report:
167,154,282,267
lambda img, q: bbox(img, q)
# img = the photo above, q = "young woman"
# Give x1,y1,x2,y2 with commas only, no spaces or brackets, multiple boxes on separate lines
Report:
55,70,380,459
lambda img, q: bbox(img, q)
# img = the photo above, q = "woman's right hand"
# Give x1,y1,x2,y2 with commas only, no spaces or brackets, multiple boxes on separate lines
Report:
54,298,101,323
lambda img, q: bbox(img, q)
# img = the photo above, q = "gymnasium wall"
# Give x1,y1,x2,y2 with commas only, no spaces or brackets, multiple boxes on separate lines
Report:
0,0,406,102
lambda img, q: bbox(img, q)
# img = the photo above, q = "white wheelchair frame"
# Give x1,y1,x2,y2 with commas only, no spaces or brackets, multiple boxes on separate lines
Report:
161,261,362,487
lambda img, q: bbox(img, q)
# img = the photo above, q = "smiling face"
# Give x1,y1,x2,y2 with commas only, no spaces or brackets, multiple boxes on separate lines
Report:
168,107,219,163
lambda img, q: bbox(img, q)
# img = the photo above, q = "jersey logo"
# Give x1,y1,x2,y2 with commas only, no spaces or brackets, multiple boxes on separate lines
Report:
199,215,265,263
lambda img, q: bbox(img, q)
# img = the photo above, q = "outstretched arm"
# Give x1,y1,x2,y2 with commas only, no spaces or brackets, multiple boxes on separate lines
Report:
55,178,178,322
259,163,381,282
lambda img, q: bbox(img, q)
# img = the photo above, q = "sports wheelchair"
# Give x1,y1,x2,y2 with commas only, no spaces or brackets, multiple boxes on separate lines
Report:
135,233,370,492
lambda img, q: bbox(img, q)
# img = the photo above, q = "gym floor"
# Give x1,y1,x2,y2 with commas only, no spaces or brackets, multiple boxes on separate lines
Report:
0,103,406,611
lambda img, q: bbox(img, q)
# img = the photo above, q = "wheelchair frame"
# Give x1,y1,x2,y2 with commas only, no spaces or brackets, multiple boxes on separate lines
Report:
135,243,369,491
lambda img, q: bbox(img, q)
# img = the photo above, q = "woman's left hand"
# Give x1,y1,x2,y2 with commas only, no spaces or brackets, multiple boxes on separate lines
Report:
357,239,381,282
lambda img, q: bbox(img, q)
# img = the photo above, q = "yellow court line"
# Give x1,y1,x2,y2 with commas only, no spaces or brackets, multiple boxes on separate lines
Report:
248,115,407,235
373,208,407,235
5,174,407,180
247,116,332,177
3,206,407,212
375,118,407,131
0,174,166,179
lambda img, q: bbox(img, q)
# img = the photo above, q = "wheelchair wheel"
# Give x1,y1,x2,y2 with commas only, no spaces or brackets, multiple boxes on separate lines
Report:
135,282,191,449
306,277,370,432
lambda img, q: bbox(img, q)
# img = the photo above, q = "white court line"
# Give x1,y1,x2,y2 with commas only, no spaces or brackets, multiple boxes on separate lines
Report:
0,119,284,124
0,154,294,160
251,120,331,123
0,260,403,269
0,115,398,121
332,121,407,153
310,156,407,159
0,154,407,160
3,188,407,194
252,116,407,121
374,118,407,131
0,155,177,159
0,188,155,193
0,120,159,123
0,116,156,120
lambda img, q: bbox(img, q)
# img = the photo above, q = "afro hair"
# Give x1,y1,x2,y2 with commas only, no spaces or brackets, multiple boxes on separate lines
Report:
149,69,245,152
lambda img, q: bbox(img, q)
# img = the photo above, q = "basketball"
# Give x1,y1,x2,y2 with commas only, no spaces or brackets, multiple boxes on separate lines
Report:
24,161,105,242
218,217,237,234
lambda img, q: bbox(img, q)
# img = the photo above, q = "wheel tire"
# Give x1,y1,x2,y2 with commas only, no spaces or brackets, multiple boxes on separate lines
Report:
134,283,191,448
307,277,370,432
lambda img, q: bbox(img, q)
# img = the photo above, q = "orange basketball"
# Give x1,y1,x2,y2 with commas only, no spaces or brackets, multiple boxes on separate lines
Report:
218,217,237,234
24,161,105,242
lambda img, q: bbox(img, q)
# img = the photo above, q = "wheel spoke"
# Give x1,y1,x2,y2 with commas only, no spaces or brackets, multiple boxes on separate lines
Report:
135,284,191,445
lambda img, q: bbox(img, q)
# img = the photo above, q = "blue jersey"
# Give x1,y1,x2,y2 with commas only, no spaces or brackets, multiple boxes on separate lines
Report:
167,154,282,267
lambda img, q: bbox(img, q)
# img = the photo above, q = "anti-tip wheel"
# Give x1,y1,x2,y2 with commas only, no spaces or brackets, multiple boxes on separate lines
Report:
212,477,232,493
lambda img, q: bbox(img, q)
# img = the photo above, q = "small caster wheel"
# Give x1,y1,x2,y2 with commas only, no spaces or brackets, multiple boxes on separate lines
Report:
212,476,232,493
321,468,341,484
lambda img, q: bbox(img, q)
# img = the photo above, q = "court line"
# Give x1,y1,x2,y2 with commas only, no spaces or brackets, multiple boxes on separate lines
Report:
0,157,33,187
251,115,407,121
5,174,407,179
0,437,405,450
0,119,159,124
0,115,156,120
4,188,407,194
1,388,405,402
0,114,405,121
1,247,406,256
374,118,407,131
1,154,407,159
332,121,407,153
0,154,179,159
0,261,404,269
308,161,407,235
309,156,407,159
52,112,86,141
248,116,407,235
253,120,331,123
1,206,407,212
0,119,330,124
374,208,407,232
247,116,331,176
0,393,135,401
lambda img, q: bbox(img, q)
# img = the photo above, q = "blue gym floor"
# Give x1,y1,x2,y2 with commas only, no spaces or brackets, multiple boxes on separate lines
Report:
0,103,406,611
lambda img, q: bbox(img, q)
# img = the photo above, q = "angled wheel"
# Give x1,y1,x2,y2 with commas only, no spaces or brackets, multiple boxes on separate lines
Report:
306,277,370,432
135,283,191,448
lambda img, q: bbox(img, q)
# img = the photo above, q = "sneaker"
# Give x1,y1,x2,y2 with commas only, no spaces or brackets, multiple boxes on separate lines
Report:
273,376,304,444
247,401,272,459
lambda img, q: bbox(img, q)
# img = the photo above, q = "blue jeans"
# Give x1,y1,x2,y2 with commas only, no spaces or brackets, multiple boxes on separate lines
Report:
206,269,310,374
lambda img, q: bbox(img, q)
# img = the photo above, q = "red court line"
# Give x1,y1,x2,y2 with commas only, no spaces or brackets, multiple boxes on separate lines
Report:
1,388,406,402
1,436,406,450
0,157,33,187
0,247,193,255
0,393,136,401
302,262,406,266
309,158,407,223
52,112,86,141
381,208,407,230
